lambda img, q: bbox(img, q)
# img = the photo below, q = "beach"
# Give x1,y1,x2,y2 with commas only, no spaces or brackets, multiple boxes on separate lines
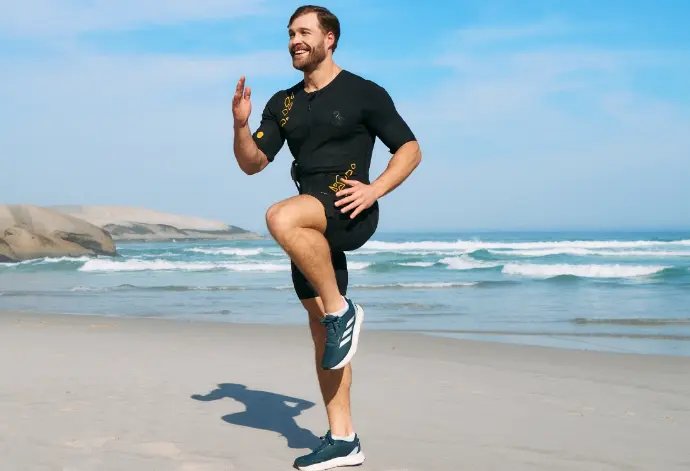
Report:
1,309,688,471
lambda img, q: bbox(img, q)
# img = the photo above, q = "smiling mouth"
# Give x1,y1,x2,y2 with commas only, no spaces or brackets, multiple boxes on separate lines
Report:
292,47,310,57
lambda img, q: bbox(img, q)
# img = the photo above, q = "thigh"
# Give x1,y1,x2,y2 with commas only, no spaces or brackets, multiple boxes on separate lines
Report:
326,201,379,252
266,194,328,234
303,188,379,253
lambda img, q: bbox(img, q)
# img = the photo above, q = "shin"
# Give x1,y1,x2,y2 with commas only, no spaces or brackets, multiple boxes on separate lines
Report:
302,297,354,437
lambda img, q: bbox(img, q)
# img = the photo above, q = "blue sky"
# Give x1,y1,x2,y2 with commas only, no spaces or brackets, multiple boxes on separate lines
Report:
2,0,689,233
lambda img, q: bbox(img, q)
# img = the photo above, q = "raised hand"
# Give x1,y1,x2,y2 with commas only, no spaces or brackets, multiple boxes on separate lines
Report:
232,76,252,128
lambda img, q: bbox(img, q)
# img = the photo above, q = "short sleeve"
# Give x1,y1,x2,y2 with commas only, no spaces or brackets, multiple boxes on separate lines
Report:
252,92,286,162
363,82,416,154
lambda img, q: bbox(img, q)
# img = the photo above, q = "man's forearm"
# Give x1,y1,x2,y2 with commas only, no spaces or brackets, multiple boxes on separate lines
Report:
371,140,422,199
233,124,268,175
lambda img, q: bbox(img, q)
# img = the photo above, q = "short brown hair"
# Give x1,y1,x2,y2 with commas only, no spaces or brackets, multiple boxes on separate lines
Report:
288,5,341,52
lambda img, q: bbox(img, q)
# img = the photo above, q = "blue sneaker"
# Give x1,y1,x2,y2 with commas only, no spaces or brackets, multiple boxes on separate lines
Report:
321,297,364,370
293,430,365,470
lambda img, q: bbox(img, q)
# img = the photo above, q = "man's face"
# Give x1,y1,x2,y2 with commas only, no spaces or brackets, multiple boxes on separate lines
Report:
288,13,331,72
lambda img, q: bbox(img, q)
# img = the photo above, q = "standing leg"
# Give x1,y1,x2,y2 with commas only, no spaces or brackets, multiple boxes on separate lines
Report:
292,255,365,471
302,296,354,438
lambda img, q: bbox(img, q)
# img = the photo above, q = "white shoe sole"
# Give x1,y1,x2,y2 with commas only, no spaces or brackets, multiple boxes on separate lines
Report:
296,451,365,470
329,303,364,370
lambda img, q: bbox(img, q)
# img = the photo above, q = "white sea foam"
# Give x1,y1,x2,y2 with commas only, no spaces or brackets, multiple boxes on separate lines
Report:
492,249,690,257
363,239,690,252
185,248,263,256
399,262,435,267
352,282,478,289
274,281,476,290
79,259,290,273
439,256,500,270
501,263,668,278
0,255,94,266
38,256,94,263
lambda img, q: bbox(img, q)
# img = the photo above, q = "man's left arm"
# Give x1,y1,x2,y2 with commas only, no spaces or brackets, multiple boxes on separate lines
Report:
335,83,422,218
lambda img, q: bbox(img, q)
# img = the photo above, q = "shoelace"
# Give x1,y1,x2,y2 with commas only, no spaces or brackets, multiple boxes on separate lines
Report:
321,315,342,341
314,433,335,452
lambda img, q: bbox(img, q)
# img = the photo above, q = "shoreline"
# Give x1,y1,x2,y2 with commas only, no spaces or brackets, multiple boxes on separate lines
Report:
4,306,690,358
1,309,688,470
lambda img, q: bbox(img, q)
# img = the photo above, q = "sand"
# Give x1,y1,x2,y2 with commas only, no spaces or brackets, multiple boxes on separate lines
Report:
0,310,688,471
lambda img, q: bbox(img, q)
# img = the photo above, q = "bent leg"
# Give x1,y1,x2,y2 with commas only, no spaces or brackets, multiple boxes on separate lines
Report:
291,250,348,301
266,195,345,314
302,296,354,438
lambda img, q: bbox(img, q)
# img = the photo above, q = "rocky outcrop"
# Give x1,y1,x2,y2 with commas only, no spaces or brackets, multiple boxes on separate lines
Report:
50,205,263,242
0,205,117,262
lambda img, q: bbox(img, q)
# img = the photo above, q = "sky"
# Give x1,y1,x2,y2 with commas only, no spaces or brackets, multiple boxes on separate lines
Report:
2,0,689,233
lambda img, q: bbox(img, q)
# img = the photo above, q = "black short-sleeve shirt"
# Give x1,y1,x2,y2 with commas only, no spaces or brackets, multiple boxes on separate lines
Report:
251,70,416,183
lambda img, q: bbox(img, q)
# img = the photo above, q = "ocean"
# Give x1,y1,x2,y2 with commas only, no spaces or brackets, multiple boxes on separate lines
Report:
2,231,690,357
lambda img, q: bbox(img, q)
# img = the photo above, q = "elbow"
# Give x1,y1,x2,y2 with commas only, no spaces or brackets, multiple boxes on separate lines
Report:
240,160,266,176
411,141,422,168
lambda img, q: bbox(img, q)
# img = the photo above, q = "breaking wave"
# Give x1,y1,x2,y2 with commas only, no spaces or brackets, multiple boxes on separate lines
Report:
79,259,291,273
501,263,669,279
362,239,690,252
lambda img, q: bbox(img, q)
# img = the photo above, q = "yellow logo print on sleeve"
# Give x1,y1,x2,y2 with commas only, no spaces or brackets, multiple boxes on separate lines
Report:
280,92,295,127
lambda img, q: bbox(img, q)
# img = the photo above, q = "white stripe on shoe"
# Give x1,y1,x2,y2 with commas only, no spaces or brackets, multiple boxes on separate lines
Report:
339,334,352,348
330,303,364,370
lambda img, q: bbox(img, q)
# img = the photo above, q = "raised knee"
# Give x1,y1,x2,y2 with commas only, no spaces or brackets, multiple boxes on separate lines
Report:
265,203,292,236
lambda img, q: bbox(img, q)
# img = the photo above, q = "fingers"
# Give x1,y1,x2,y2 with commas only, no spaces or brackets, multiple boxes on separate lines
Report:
335,186,357,198
244,85,251,101
349,204,366,219
234,76,247,102
340,198,364,215
235,76,244,94
340,179,360,187
334,193,358,207
335,180,374,218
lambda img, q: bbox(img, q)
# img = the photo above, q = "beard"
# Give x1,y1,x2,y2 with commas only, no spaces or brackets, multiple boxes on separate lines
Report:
291,42,327,72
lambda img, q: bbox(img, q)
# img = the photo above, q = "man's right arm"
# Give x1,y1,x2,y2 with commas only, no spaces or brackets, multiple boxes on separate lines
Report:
233,123,270,175
233,93,285,175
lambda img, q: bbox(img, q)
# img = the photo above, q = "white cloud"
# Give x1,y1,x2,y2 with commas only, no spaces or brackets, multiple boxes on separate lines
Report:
450,17,570,45
0,0,268,37
415,25,690,168
376,23,690,230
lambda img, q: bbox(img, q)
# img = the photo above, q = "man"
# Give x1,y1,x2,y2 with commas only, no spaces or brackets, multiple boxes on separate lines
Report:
231,5,421,470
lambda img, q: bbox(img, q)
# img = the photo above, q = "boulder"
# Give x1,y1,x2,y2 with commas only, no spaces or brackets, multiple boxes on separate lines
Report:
0,205,117,262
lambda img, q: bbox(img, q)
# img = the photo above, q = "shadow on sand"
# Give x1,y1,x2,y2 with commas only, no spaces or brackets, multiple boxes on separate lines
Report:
191,383,322,450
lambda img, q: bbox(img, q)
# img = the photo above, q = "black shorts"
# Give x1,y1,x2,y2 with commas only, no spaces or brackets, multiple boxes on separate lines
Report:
291,174,379,300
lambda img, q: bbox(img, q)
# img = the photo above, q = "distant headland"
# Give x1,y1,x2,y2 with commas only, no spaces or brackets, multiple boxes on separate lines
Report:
49,205,263,242
0,204,263,262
